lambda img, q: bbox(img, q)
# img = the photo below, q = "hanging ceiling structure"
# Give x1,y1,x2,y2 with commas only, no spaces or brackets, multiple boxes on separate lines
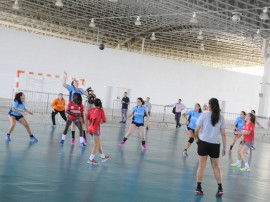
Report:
0,0,270,69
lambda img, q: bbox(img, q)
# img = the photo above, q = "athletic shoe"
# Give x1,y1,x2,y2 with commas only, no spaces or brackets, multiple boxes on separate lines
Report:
231,163,241,167
101,156,110,163
6,135,11,142
182,150,188,157
29,136,38,143
195,187,204,195
119,141,125,145
84,137,88,145
240,167,250,172
87,159,98,165
60,139,64,145
141,144,146,150
251,146,255,150
80,142,87,147
70,138,75,145
216,188,224,197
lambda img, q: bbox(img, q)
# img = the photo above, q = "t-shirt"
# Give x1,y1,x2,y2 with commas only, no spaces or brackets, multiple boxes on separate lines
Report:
144,102,152,112
51,98,65,111
122,97,130,109
86,108,106,133
66,84,85,102
66,102,84,120
234,116,245,131
132,106,146,124
10,100,25,116
185,110,201,129
242,122,255,142
196,111,226,144
170,103,186,113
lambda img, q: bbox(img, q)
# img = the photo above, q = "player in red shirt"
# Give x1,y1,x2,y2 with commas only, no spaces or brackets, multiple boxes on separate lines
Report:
85,98,109,164
231,113,255,172
60,93,86,146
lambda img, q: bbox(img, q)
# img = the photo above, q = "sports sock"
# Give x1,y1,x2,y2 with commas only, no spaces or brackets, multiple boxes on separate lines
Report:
90,154,95,161
62,134,66,140
100,154,105,159
72,131,75,138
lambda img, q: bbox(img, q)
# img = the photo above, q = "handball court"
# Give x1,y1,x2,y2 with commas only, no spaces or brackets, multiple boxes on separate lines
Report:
0,120,269,202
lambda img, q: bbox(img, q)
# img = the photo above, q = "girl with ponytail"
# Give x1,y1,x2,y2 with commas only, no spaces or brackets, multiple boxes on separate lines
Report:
119,97,149,150
85,98,109,164
194,98,226,197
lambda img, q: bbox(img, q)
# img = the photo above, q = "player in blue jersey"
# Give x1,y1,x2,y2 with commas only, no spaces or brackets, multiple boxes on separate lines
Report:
63,71,89,145
229,111,246,154
6,92,38,143
182,103,202,156
119,97,149,150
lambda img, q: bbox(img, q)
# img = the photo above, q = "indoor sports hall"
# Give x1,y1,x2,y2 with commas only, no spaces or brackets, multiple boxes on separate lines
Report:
0,1,270,202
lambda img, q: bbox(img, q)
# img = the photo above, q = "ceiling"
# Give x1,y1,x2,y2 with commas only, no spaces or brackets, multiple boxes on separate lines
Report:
0,0,270,69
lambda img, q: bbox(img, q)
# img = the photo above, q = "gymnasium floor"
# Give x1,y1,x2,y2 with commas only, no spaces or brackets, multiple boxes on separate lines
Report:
0,121,269,202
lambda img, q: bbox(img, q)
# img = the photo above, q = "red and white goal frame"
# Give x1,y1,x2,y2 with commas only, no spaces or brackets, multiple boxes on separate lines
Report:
14,69,85,94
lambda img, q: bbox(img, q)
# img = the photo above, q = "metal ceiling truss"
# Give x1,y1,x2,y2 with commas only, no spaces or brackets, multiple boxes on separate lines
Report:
0,0,269,69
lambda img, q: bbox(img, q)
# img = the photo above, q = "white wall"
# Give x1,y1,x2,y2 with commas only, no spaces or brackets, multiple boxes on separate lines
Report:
0,27,262,113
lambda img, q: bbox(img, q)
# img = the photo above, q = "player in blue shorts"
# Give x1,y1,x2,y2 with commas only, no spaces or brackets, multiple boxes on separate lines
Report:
229,111,246,154
182,103,202,156
63,71,89,145
119,97,149,150
6,92,38,143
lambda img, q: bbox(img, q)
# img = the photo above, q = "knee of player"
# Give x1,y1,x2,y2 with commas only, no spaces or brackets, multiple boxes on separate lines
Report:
188,137,195,143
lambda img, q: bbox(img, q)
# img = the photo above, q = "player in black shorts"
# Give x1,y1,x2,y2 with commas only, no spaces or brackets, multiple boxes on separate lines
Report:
194,98,226,197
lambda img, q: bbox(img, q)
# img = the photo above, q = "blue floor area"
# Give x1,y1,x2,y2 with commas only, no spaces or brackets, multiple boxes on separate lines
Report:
0,121,269,202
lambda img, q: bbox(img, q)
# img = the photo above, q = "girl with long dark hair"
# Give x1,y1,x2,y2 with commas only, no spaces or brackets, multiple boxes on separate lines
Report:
182,103,202,157
194,98,226,197
231,113,255,172
86,98,109,164
60,93,86,146
6,92,38,143
119,97,149,150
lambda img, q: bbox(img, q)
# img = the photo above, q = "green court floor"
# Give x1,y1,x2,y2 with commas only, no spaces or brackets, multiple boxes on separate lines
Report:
0,122,269,202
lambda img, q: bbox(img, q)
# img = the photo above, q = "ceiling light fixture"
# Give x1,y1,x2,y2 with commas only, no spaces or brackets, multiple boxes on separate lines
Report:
89,18,96,28
12,0,19,10
260,7,269,20
200,43,205,51
135,16,141,26
150,32,156,41
190,12,198,24
55,0,64,7
197,30,203,40
231,12,242,23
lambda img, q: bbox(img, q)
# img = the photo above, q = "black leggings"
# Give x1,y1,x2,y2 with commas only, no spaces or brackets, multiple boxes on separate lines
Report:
63,119,83,136
51,110,67,125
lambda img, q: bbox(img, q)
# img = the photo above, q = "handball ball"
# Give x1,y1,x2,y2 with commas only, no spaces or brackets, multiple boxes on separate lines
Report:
99,44,105,50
